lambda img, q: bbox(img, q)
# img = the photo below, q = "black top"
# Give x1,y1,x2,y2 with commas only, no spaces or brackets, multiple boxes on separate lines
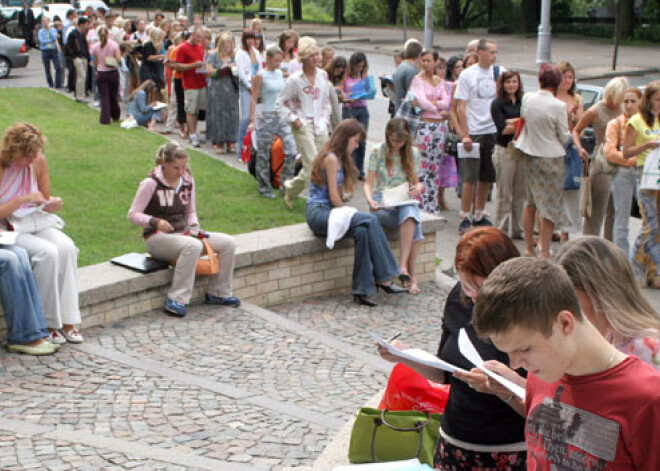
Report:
490,97,522,147
139,42,164,88
437,282,526,445
66,30,89,59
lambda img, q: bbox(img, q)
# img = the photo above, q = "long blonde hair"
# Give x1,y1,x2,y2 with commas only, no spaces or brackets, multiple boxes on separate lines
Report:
214,31,235,57
556,236,660,340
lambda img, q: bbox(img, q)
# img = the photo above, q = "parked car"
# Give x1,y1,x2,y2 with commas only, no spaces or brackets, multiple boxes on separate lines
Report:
40,3,75,21
75,0,109,13
0,31,29,78
0,5,42,40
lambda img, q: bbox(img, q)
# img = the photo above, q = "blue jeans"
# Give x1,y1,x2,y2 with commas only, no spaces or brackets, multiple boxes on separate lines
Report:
611,166,636,257
41,48,62,88
372,193,424,241
306,203,399,295
237,84,251,160
342,106,369,177
0,246,48,345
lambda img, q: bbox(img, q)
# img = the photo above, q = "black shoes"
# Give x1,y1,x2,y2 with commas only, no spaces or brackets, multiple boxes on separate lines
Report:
354,294,378,307
376,283,409,294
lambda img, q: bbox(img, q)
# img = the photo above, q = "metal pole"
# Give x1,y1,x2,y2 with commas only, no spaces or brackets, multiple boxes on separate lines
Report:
287,0,292,29
187,0,194,27
612,0,621,70
402,0,407,43
535,0,551,64
423,0,433,49
337,0,342,40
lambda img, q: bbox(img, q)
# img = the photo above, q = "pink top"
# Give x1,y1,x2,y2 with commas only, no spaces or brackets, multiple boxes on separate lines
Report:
91,40,120,72
342,75,367,108
0,163,38,227
410,76,451,120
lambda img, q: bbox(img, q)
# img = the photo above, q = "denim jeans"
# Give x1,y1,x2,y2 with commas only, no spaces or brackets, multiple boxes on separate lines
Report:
41,48,62,88
237,84,251,160
306,203,399,295
0,246,48,345
611,166,637,256
342,106,369,177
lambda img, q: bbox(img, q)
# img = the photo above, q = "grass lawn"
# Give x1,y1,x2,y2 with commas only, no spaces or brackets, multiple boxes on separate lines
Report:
0,88,306,267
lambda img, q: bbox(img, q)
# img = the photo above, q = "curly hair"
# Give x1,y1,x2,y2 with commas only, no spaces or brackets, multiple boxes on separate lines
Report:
0,123,46,168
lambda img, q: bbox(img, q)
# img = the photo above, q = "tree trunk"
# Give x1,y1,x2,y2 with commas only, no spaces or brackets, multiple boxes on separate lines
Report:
445,0,461,29
292,0,302,20
520,0,540,33
386,0,399,24
620,0,634,39
259,0,266,13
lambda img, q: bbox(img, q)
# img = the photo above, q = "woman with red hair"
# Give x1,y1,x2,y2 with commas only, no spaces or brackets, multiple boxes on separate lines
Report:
378,227,526,470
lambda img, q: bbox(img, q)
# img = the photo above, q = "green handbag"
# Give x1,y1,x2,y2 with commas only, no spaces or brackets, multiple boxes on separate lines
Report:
348,408,442,465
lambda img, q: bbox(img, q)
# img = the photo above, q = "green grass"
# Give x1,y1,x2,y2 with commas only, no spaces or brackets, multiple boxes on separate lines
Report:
0,88,306,266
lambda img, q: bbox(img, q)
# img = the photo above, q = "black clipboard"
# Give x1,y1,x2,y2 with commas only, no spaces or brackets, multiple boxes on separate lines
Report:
110,253,170,273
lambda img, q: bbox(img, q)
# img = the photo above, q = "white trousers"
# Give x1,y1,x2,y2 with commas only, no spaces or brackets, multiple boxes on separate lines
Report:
17,228,81,329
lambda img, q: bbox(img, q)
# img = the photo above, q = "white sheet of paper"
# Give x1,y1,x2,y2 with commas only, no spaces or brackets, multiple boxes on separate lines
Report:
152,101,168,110
371,333,467,374
13,204,47,218
458,142,480,159
457,329,526,400
382,182,410,206
382,200,420,209
332,458,423,470
0,231,18,245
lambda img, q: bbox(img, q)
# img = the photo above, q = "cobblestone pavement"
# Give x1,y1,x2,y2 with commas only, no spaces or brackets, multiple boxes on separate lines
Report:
0,280,450,470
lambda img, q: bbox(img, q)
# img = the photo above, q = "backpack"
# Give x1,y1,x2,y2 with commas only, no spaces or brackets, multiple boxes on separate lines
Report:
246,132,286,189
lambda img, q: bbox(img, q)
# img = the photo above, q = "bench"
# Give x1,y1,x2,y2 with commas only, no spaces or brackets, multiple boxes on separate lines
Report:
0,214,445,335
256,7,286,20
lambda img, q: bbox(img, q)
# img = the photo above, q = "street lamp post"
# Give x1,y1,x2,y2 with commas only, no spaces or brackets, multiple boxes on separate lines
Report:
424,0,433,49
187,0,194,27
535,0,551,64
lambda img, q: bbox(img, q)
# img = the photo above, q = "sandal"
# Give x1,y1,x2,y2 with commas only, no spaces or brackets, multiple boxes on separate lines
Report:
62,328,84,344
398,271,411,286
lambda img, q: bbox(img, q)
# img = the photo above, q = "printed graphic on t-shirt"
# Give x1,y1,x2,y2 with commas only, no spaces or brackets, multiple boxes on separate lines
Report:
645,129,660,137
477,76,496,99
527,386,619,470
156,188,190,206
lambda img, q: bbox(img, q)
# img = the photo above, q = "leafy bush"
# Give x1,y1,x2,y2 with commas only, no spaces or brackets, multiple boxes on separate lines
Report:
345,0,386,25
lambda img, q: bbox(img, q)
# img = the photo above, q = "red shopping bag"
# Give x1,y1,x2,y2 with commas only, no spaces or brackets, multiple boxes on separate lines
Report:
379,363,450,414
241,131,254,164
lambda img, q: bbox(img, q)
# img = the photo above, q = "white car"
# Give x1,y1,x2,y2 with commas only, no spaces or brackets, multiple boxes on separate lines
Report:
40,3,76,21
76,0,110,14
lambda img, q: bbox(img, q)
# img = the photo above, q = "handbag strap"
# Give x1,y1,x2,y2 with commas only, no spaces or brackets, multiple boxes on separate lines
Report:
370,410,427,463
200,238,214,258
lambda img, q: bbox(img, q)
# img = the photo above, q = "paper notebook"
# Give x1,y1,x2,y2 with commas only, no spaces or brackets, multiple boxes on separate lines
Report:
457,142,480,159
371,333,467,374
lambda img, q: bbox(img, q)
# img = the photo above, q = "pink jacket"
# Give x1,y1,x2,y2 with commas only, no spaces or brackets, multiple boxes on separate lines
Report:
409,76,451,120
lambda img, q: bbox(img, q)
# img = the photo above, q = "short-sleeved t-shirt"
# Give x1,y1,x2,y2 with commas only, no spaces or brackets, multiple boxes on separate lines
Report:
91,40,119,72
392,61,418,111
368,142,420,194
454,64,498,135
525,356,660,470
628,113,660,167
177,41,207,90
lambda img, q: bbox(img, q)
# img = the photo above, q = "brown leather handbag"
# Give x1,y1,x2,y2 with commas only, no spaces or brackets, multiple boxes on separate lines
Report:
171,238,219,276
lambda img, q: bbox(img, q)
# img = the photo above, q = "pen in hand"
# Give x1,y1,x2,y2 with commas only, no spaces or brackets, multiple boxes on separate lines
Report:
387,332,402,342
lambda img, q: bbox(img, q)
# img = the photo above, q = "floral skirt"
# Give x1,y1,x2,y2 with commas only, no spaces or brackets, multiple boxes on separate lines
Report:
415,121,457,214
522,154,570,227
433,433,526,470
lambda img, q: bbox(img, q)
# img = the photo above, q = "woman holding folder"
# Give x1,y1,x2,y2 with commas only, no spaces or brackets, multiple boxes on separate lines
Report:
364,118,424,294
377,227,526,470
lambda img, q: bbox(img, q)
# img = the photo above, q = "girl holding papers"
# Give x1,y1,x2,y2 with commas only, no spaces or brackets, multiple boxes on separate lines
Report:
306,119,407,307
377,227,526,470
364,118,424,294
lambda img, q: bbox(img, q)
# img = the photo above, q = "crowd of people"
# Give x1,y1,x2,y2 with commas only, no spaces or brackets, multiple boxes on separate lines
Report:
6,10,660,469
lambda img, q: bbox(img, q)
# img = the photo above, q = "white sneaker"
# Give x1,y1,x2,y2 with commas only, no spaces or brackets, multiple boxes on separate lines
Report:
190,134,201,148
49,330,67,345
62,328,84,344
93,100,101,107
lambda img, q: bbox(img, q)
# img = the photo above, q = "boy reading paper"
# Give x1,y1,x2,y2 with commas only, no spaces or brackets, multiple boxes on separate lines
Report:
472,257,660,470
